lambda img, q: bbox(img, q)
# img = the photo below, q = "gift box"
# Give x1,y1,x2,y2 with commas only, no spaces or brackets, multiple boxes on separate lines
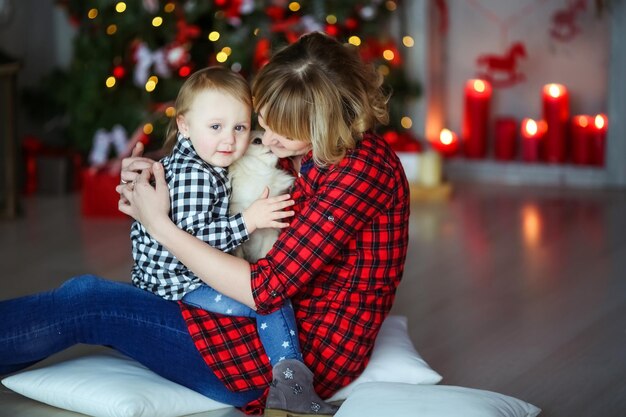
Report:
22,135,83,195
383,131,423,184
81,168,126,218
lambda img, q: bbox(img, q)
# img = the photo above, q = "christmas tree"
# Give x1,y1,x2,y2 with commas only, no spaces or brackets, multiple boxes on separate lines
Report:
25,0,421,160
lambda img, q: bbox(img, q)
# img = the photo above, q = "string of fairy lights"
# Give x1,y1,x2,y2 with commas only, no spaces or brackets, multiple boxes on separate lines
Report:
87,0,416,135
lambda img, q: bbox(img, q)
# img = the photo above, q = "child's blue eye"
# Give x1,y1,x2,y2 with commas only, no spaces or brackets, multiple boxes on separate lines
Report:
235,125,247,132
210,124,220,130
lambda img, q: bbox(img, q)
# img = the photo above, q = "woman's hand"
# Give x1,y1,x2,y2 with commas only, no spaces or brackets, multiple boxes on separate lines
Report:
117,162,171,238
120,142,156,184
118,142,155,207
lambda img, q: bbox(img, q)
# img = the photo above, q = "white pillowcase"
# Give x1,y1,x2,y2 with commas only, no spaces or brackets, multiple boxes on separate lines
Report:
1,350,231,417
328,315,442,401
335,382,542,417
1,315,441,416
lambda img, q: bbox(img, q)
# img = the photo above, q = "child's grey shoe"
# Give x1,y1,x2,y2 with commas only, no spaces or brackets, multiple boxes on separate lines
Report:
264,359,340,417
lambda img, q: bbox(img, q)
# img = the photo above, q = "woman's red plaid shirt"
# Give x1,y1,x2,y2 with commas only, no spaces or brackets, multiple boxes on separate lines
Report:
179,133,410,414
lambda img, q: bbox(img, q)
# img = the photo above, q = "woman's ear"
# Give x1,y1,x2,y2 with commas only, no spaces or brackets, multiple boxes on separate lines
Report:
176,115,188,137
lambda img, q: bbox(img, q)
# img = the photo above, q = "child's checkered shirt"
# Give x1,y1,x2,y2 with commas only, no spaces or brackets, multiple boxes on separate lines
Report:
130,135,249,300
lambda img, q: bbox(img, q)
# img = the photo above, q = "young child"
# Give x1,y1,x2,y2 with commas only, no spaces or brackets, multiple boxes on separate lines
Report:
130,67,337,416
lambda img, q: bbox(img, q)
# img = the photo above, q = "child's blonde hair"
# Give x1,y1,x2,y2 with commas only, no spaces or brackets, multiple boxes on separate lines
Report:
252,31,389,166
162,66,252,153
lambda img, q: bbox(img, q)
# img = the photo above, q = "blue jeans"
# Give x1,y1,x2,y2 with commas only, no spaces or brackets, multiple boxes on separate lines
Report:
0,275,263,407
182,285,302,365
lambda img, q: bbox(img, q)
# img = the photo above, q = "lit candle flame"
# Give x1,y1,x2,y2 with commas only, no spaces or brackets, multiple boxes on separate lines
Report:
473,79,486,93
547,83,563,98
525,119,538,136
576,115,589,128
440,129,454,145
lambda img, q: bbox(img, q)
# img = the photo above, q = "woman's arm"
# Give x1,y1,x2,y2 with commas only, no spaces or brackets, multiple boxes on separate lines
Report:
150,212,257,308
250,155,397,313
119,163,294,309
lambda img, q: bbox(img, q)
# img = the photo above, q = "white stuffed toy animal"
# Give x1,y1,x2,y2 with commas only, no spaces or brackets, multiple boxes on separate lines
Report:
228,131,296,262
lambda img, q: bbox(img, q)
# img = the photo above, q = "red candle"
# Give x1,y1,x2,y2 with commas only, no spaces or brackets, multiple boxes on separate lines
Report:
589,114,608,166
521,118,546,163
571,115,591,165
494,117,517,161
542,83,569,163
462,79,492,159
431,128,459,157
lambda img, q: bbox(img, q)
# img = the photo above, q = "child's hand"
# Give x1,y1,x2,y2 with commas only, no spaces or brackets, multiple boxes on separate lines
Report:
242,187,295,234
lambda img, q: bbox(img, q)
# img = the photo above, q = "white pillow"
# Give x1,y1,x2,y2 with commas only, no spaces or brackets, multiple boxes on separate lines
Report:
1,315,440,416
1,350,231,417
335,382,542,417
327,315,442,401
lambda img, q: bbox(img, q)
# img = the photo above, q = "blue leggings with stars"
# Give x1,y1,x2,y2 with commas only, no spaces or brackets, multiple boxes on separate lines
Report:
182,285,303,366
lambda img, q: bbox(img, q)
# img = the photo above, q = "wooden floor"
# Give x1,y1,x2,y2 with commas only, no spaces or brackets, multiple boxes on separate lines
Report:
1,182,625,417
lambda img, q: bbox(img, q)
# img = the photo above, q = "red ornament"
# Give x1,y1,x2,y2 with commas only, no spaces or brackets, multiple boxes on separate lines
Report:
344,17,358,31
253,38,271,70
113,65,126,78
266,5,286,21
224,0,243,19
175,19,201,44
138,132,151,146
271,16,302,44
325,24,339,37
476,42,527,88
178,65,192,77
